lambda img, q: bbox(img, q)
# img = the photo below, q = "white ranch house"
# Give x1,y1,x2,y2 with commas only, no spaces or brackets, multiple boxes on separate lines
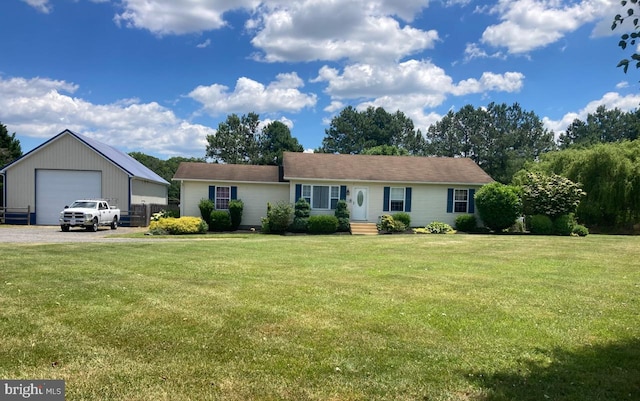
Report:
174,152,494,228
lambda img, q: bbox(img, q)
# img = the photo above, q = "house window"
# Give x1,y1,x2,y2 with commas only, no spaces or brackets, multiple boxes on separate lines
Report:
303,184,340,209
454,189,468,213
216,186,230,210
390,187,405,212
302,185,311,204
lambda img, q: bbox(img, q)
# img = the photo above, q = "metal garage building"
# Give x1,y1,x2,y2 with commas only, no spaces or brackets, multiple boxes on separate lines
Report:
0,129,169,225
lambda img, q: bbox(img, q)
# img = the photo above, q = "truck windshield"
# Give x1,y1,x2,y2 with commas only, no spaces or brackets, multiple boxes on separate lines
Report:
70,201,97,208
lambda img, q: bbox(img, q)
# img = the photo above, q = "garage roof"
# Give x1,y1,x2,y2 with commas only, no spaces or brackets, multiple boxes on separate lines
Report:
0,129,169,185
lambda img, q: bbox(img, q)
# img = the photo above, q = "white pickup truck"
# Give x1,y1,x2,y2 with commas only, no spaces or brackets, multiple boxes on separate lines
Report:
59,200,120,232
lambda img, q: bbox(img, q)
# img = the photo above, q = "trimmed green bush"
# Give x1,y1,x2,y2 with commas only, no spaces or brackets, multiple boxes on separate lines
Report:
475,182,521,232
148,217,208,235
377,215,406,233
290,198,311,233
553,214,575,236
198,198,215,228
455,214,477,232
572,224,589,237
294,198,311,218
289,217,308,233
527,214,553,235
265,202,293,234
210,210,231,232
335,200,350,232
308,215,339,234
229,199,244,231
392,212,411,228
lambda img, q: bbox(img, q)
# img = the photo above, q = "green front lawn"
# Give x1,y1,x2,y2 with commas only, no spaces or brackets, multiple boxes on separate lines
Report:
1,235,638,400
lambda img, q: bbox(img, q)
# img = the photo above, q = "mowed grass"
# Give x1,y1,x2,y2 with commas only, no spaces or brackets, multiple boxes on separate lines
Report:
0,234,639,400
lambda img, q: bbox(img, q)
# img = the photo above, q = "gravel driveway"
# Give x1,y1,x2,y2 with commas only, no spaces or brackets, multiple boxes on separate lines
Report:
0,225,149,243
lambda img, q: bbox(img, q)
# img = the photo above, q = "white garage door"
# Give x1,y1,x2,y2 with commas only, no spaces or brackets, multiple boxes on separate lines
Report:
36,170,102,225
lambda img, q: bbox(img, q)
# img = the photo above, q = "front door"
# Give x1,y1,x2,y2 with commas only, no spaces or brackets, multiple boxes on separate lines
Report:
352,187,368,221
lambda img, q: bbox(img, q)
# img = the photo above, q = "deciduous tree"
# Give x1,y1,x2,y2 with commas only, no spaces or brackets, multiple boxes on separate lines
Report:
206,113,260,164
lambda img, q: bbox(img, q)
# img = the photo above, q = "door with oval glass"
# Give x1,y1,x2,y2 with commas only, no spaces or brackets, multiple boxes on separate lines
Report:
352,187,368,220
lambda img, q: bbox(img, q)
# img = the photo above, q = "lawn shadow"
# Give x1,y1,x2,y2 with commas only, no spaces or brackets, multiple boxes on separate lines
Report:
466,338,640,401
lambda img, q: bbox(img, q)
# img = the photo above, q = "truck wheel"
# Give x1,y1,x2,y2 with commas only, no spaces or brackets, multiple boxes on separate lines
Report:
61,225,70,232
87,218,98,232
111,217,118,230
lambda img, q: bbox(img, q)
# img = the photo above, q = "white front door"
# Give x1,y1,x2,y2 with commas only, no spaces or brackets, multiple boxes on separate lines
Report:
352,187,368,221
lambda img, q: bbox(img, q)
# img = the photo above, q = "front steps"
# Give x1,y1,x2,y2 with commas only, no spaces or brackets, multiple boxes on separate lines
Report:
350,222,379,235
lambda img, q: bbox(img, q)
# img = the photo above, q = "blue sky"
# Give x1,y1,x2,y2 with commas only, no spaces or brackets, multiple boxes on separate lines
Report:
1,0,639,159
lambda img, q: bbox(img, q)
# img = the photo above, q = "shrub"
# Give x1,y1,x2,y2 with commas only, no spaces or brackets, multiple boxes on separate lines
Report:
335,200,350,232
418,221,455,234
392,212,411,228
198,199,215,228
475,182,521,232
265,202,293,234
290,198,311,233
377,214,406,233
289,217,308,233
210,210,231,232
455,214,477,232
553,214,575,236
527,214,553,235
521,172,586,219
294,198,311,218
260,217,271,234
148,217,208,235
308,215,339,234
229,199,244,231
150,210,167,222
572,224,589,237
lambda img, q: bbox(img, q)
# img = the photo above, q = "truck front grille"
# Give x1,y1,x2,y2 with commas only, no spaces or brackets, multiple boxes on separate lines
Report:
63,212,84,219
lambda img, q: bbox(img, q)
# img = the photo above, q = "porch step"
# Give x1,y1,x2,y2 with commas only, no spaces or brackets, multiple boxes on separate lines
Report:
350,222,379,235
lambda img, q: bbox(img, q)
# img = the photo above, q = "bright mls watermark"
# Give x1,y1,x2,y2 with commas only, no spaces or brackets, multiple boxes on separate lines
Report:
1,380,64,400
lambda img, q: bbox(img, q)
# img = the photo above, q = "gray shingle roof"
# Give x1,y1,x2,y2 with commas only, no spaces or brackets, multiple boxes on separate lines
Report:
283,152,494,184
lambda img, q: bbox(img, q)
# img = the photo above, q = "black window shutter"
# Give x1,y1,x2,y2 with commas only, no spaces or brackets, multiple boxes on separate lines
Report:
209,186,216,201
383,187,390,212
446,188,454,213
405,187,412,212
468,188,475,213
295,184,302,202
340,185,347,201
231,186,238,200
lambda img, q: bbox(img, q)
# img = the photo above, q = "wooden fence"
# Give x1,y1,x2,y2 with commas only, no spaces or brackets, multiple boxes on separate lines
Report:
119,204,179,227
0,206,31,225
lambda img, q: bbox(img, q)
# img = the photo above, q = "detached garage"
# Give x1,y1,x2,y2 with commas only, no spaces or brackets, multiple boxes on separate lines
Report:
0,129,169,225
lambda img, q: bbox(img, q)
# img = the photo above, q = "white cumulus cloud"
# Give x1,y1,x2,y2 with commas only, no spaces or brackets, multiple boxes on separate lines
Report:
188,73,317,115
248,0,438,63
480,0,615,54
0,76,214,157
543,91,640,134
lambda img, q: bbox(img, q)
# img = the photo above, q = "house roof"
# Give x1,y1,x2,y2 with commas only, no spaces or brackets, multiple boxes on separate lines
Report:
173,162,284,183
173,153,494,185
1,129,169,185
283,152,494,184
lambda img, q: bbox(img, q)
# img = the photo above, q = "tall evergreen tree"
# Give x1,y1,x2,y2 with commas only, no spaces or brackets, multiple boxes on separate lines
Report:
425,103,555,183
258,121,303,165
321,106,426,155
0,123,22,168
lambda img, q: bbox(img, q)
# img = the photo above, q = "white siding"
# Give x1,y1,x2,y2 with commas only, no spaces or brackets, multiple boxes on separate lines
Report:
180,180,289,227
288,181,484,227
